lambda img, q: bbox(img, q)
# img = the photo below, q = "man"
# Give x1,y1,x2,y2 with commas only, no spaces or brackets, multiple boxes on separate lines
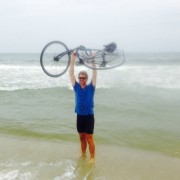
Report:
69,52,97,163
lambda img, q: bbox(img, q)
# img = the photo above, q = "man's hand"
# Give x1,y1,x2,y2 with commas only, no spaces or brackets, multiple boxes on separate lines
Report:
71,51,76,62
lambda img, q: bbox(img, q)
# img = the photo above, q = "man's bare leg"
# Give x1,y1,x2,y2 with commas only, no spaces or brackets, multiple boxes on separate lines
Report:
79,133,87,157
86,134,95,163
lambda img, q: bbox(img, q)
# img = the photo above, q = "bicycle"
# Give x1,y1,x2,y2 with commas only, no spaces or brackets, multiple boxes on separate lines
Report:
40,41,125,77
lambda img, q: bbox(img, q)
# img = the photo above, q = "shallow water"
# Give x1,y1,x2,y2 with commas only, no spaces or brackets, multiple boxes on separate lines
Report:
0,137,180,180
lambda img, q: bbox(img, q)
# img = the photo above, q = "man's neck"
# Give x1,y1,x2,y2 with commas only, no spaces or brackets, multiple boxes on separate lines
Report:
80,84,86,88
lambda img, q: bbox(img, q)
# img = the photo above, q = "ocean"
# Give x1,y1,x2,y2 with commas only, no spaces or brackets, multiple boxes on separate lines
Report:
0,53,180,179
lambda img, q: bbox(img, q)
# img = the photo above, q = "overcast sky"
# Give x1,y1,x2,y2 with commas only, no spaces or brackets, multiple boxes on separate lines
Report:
0,0,180,52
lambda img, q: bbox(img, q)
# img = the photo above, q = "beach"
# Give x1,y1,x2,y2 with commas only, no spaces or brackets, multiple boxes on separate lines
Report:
1,136,180,180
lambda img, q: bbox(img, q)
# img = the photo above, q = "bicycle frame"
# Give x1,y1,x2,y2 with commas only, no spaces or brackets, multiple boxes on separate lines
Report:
55,46,104,64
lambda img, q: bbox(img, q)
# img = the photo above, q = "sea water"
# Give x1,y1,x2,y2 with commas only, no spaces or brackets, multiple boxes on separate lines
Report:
0,53,180,179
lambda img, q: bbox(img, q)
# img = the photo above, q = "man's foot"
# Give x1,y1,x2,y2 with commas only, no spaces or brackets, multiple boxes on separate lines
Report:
88,157,95,164
82,153,86,159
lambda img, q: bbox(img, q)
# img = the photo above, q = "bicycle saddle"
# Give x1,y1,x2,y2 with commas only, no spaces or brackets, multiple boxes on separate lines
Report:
104,42,117,53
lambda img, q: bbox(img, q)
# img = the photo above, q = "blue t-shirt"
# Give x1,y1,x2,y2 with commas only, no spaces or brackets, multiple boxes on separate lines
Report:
73,81,95,115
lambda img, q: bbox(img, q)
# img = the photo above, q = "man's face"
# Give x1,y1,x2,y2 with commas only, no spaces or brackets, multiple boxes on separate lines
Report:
78,74,87,85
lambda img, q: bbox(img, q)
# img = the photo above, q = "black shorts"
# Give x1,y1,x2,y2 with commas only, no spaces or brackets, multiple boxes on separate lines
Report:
76,114,95,134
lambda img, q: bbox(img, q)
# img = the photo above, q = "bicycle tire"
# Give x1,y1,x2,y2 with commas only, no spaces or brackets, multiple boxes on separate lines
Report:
40,41,70,77
83,50,125,70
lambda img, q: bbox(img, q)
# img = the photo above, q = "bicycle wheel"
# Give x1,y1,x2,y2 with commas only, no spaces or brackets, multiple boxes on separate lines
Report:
83,50,125,70
40,41,70,77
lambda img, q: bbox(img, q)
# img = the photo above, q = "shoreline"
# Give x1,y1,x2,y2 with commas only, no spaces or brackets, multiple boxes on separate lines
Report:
0,136,180,179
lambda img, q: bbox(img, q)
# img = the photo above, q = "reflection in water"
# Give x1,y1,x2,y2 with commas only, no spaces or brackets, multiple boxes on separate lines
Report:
74,156,96,180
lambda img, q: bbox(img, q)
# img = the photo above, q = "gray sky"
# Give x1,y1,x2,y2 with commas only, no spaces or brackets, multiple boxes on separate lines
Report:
0,0,180,52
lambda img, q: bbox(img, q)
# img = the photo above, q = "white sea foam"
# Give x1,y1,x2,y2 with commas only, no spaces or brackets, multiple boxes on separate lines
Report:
54,160,76,180
0,170,19,179
0,160,76,180
0,170,32,180
114,65,180,89
0,60,180,91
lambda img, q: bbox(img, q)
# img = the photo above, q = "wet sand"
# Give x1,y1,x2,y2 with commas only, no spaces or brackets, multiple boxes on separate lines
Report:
0,136,180,180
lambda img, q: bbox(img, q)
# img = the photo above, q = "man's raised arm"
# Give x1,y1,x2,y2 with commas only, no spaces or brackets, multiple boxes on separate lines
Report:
69,52,76,86
91,55,97,86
